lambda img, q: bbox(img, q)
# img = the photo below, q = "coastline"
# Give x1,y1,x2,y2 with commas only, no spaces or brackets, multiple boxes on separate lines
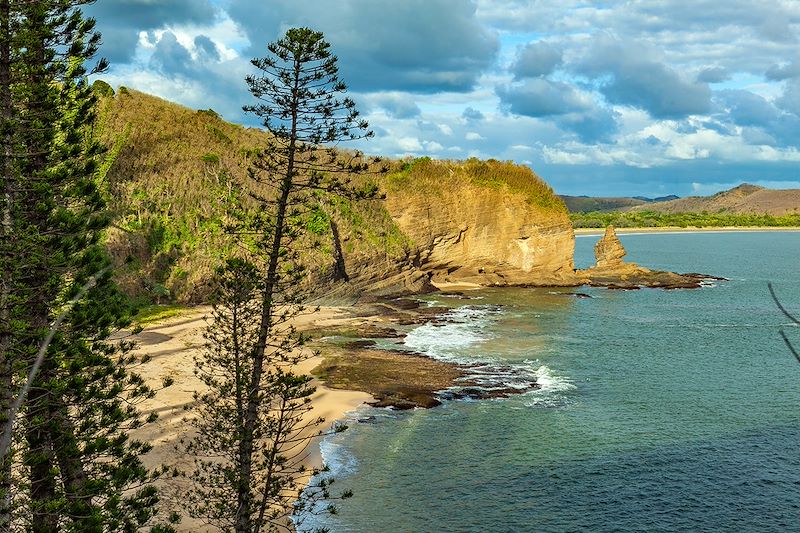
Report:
127,305,374,531
574,225,800,235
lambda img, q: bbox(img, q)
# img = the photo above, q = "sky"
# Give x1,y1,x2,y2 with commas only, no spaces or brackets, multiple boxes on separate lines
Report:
84,0,800,197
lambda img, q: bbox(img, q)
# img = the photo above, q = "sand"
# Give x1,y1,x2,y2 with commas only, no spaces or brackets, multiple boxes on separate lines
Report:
431,280,483,291
127,306,372,531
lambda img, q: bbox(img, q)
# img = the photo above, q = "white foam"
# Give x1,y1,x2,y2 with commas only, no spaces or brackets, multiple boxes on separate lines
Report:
533,365,576,393
523,365,577,408
318,435,358,479
403,305,501,363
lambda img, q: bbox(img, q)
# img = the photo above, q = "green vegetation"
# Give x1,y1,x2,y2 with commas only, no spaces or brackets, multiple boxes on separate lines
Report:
571,210,800,228
94,88,564,305
1,3,173,530
133,304,191,326
93,88,410,303
385,156,565,212
560,196,647,213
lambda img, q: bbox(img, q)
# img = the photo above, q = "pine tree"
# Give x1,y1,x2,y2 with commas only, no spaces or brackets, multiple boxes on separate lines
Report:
0,1,171,530
187,27,379,533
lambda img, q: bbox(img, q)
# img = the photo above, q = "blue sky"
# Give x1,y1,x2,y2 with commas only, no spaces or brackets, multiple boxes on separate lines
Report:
85,1,800,196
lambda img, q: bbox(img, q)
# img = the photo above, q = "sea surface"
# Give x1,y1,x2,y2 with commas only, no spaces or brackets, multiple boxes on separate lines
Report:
308,232,800,533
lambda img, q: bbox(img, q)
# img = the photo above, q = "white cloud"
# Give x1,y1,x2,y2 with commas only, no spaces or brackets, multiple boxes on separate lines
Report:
90,0,800,195
397,137,424,152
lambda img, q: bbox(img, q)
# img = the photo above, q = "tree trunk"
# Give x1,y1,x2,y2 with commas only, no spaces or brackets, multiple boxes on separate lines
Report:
329,216,349,282
0,0,15,525
236,53,302,533
26,385,59,533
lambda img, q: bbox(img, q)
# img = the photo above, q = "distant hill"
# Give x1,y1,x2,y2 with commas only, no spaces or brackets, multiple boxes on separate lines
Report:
629,184,800,215
560,194,679,213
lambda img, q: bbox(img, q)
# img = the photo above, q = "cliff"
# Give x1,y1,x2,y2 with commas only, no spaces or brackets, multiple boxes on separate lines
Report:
383,158,575,287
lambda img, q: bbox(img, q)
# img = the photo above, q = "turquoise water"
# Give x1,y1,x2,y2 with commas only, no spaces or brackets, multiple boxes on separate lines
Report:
311,232,800,533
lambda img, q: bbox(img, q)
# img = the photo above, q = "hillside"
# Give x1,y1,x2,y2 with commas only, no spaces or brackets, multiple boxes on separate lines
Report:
628,183,800,215
93,87,572,303
560,194,680,212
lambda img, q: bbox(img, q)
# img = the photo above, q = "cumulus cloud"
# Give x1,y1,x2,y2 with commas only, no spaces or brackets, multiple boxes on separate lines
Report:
359,92,421,119
697,67,730,84
497,78,589,117
556,107,620,143
149,31,193,74
777,79,800,115
576,36,711,118
765,60,800,81
84,0,800,196
85,0,216,63
512,41,562,78
462,107,484,121
194,35,221,62
225,0,498,93
717,90,779,126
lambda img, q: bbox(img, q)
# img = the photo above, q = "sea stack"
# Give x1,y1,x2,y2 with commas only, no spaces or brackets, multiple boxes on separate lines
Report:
593,225,626,269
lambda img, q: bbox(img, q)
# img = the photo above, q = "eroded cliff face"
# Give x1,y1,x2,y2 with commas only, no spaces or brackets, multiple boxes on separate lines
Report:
384,181,576,286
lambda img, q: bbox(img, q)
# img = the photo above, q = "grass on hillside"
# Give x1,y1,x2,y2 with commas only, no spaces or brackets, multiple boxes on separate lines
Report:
93,87,567,304
571,210,800,228
385,157,566,212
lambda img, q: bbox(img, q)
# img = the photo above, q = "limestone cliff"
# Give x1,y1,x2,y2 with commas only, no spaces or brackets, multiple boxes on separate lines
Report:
381,158,575,286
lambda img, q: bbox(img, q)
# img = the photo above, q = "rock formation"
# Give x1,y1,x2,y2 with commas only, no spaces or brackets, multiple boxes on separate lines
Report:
593,225,626,269
384,177,575,287
577,225,719,289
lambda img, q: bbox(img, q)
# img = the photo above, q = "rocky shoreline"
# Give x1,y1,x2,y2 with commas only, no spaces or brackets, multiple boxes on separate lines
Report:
305,225,724,410
306,297,545,410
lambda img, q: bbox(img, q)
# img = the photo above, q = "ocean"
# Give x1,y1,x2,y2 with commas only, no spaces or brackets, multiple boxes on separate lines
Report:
308,231,800,533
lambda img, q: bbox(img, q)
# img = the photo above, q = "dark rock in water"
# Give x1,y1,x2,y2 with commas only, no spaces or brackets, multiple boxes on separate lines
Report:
390,298,422,311
341,339,377,349
368,396,441,410
572,292,592,298
682,272,728,281
606,284,641,290
357,416,377,424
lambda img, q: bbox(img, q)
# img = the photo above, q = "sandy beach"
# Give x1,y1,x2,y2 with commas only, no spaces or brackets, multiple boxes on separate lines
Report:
127,306,372,531
574,226,800,235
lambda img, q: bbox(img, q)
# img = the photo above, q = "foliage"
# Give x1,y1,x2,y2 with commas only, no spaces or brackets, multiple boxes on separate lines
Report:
385,156,566,212
571,210,800,228
186,27,376,533
560,196,648,213
0,1,171,530
91,79,114,97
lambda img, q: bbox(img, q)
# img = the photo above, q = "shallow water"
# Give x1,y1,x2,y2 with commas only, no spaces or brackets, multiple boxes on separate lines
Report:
310,232,800,533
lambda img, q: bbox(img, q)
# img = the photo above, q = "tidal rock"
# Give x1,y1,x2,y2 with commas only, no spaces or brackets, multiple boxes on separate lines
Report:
594,225,626,269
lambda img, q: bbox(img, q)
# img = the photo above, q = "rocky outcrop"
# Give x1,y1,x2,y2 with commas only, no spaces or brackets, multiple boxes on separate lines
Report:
577,226,721,289
594,225,626,269
384,181,575,287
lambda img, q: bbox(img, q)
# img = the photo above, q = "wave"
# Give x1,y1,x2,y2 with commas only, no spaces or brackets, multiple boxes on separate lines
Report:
402,305,502,363
523,365,577,408
403,305,578,407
